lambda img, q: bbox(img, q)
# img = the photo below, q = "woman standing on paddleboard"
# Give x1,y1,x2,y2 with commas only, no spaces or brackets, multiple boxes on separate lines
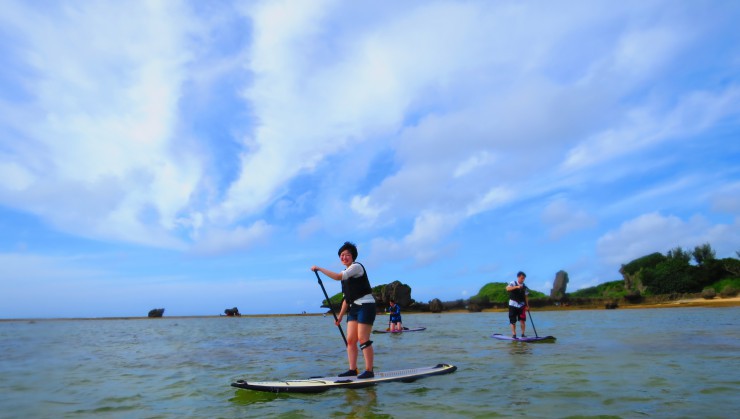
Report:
312,242,377,379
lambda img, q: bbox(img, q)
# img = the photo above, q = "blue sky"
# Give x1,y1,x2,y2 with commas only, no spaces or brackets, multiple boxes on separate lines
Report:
1,1,739,318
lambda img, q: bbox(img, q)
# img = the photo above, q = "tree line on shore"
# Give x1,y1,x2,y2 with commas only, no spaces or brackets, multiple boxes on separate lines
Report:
323,243,740,312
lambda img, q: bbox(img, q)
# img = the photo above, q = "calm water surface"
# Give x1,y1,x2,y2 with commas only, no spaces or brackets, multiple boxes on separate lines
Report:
1,307,738,418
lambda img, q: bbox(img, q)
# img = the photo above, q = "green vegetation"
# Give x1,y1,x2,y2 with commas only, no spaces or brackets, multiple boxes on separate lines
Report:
693,243,716,266
569,280,626,298
630,244,731,295
322,292,344,308
472,282,546,305
620,252,666,276
472,282,508,304
707,277,740,295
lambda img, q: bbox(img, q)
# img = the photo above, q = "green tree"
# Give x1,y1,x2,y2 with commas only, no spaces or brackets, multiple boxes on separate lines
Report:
724,257,740,276
692,243,716,266
666,246,691,264
621,252,666,276
642,257,697,294
621,252,666,292
695,258,730,289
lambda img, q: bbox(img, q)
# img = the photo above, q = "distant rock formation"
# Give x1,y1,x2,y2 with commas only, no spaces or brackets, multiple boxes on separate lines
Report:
374,280,413,307
148,308,165,318
429,298,443,313
224,307,241,317
550,270,569,300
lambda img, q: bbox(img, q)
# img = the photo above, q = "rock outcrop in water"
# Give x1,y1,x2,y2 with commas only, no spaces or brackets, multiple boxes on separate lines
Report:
224,307,241,316
323,280,415,310
148,308,165,318
550,270,569,300
374,280,413,307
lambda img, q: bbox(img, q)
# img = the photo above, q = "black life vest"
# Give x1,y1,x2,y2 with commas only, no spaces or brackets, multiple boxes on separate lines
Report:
342,262,373,305
508,282,528,303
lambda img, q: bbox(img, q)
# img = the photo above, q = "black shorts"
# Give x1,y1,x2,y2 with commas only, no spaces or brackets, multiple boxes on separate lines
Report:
347,303,376,325
508,305,526,324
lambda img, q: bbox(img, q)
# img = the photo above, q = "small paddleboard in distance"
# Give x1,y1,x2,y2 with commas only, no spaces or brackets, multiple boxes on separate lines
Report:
491,333,556,342
373,326,426,334
231,363,457,393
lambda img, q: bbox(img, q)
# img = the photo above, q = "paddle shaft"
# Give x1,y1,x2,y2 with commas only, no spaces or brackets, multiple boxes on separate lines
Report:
314,270,348,346
527,307,539,337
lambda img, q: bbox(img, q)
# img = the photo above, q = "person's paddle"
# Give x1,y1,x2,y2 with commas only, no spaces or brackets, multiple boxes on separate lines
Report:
314,269,347,346
527,307,539,338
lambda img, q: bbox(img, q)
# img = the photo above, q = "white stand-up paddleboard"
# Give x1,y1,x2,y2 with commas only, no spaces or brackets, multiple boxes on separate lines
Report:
231,363,457,393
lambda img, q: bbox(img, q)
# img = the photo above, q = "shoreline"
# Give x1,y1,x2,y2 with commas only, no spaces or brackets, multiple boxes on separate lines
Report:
2,297,738,322
479,295,740,313
0,313,327,322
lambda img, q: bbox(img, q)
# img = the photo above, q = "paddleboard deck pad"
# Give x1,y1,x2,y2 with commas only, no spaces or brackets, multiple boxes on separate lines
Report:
231,363,457,393
491,333,556,342
373,326,426,334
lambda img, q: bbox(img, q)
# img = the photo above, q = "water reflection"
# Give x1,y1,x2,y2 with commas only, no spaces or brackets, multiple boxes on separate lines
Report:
229,383,385,417
336,387,388,418
229,388,281,405
507,341,534,356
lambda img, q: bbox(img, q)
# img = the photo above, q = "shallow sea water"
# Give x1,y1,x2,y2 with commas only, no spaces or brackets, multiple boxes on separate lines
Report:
0,307,738,418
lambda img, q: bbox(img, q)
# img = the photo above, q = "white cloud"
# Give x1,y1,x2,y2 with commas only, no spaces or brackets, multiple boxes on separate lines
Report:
216,0,572,225
191,220,273,255
597,212,740,265
541,199,597,240
0,161,34,191
597,213,688,265
466,186,516,217
370,211,461,266
562,86,740,171
453,151,497,178
0,1,204,248
404,211,458,247
610,25,687,82
350,195,387,221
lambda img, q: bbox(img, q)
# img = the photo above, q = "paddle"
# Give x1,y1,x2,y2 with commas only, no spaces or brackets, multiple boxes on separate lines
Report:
527,307,539,338
314,269,347,346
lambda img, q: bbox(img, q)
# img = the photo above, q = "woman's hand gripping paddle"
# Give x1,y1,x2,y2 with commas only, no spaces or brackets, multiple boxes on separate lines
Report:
314,269,348,346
